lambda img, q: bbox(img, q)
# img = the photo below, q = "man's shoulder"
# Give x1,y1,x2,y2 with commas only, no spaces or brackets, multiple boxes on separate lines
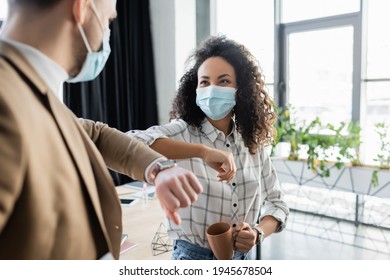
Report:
0,60,34,108
0,57,49,130
0,53,30,92
0,55,17,78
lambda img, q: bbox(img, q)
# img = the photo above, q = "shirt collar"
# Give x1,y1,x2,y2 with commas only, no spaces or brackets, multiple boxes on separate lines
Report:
2,38,68,101
200,118,238,143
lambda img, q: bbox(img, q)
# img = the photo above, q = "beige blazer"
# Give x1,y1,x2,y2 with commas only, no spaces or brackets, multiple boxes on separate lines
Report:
0,41,162,259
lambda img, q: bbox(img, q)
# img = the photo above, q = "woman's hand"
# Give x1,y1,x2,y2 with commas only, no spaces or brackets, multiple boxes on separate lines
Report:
233,222,257,253
201,146,237,182
149,139,236,182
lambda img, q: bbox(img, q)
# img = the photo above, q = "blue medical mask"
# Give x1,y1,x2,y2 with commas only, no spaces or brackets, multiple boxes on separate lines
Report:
196,85,236,120
67,0,111,83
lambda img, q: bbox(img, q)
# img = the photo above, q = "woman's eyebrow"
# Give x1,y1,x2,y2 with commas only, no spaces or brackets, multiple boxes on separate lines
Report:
199,74,232,79
218,74,232,79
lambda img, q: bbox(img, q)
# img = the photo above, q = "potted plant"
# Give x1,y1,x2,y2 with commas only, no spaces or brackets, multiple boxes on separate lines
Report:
272,105,390,198
371,121,390,187
272,105,361,177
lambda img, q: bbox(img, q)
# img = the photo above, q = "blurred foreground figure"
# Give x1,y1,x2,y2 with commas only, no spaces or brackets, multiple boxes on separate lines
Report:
0,0,203,259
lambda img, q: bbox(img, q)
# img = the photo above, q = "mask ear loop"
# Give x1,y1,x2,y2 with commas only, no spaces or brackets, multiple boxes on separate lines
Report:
76,22,93,53
76,0,106,53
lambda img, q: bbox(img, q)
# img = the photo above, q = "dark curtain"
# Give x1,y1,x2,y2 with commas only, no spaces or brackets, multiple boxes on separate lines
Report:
63,0,159,185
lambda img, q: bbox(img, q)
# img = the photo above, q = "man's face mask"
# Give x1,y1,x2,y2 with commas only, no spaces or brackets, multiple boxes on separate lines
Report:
67,0,111,83
196,85,236,120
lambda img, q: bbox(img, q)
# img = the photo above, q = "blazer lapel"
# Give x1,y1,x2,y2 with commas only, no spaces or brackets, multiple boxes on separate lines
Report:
76,124,123,259
45,87,121,256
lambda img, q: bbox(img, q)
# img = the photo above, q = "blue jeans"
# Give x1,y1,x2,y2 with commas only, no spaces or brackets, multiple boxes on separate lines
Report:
171,240,256,260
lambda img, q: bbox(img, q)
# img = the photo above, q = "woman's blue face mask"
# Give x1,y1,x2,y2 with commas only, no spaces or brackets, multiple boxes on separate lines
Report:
196,85,236,120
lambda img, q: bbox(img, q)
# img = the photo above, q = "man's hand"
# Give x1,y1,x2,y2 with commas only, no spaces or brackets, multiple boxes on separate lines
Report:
233,222,257,253
201,146,236,182
154,166,203,225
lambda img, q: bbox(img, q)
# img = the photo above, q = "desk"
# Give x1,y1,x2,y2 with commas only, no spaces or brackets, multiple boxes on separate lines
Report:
116,186,171,260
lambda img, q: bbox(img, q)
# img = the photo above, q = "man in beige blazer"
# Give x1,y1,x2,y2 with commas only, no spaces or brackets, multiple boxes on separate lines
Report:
0,0,208,259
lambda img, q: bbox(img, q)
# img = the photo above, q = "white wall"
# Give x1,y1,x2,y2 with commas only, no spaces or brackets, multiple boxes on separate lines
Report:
175,0,196,86
149,0,176,125
150,0,196,124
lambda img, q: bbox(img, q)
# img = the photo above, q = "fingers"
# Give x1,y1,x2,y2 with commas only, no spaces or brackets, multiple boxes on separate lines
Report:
166,210,181,225
154,167,203,225
234,222,250,232
155,186,180,224
185,171,203,194
218,172,235,183
217,165,233,182
233,223,256,252
217,163,235,182
172,171,203,205
226,154,237,175
216,154,236,182
160,203,181,225
204,149,237,182
155,181,180,207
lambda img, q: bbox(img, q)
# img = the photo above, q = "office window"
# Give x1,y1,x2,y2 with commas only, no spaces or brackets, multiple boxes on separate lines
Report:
362,0,390,164
0,0,6,30
366,0,390,78
282,0,360,23
0,0,8,20
287,27,354,125
212,0,275,98
175,0,196,85
278,0,389,166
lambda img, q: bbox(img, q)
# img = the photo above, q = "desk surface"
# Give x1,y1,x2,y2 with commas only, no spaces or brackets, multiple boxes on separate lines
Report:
116,185,171,260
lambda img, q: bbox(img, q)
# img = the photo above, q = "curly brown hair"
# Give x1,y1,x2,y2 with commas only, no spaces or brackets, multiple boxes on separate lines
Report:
170,35,276,154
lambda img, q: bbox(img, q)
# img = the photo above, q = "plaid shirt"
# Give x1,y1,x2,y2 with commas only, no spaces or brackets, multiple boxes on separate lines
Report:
128,119,289,249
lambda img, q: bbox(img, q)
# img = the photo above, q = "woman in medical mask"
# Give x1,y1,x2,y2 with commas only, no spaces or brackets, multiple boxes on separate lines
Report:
129,35,289,260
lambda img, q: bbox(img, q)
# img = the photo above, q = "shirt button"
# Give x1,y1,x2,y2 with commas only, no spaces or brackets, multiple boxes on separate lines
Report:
233,203,237,207
226,144,230,147
115,226,119,230
233,224,236,228
232,182,236,186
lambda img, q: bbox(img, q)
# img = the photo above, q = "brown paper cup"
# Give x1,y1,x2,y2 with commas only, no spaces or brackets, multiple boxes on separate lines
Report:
206,222,234,260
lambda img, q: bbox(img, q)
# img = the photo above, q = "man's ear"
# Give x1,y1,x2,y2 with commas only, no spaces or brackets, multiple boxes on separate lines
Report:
72,0,89,24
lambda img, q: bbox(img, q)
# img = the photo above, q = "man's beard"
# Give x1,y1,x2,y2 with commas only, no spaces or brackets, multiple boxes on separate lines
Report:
69,32,89,77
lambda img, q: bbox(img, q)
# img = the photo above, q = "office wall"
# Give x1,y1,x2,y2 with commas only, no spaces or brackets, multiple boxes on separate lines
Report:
149,0,196,125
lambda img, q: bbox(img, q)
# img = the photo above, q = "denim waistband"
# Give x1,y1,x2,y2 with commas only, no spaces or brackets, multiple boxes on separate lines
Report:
173,240,214,259
173,239,249,260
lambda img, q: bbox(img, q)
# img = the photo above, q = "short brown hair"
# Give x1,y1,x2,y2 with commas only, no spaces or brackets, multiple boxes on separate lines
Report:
11,0,61,9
